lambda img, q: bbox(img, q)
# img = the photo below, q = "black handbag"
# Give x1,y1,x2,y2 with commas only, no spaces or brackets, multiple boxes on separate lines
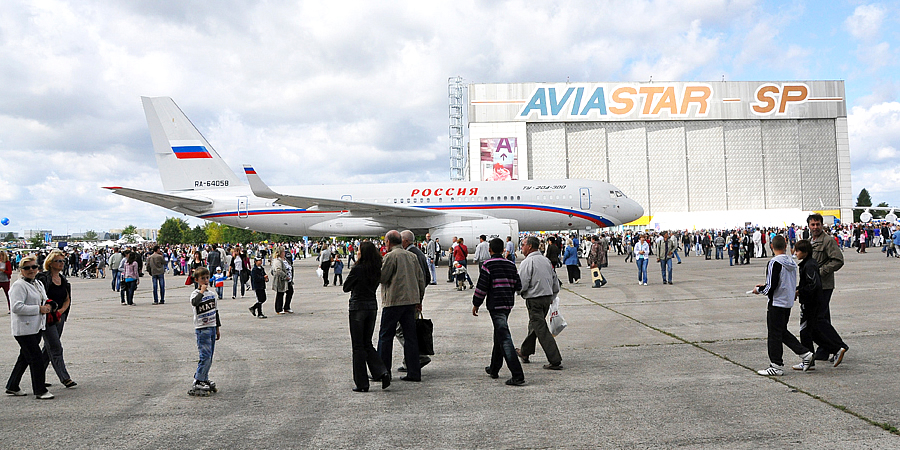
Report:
416,312,434,356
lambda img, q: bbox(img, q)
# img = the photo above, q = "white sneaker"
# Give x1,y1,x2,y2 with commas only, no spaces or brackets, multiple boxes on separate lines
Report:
36,391,54,400
5,389,26,396
792,362,815,371
800,352,814,371
833,347,848,367
643,282,647,286
757,363,784,376
638,281,642,285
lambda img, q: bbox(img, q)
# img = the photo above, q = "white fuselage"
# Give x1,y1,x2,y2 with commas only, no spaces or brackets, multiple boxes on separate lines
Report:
185,179,642,236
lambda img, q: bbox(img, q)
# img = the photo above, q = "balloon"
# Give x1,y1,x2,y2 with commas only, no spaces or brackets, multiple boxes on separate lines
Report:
0,218,8,226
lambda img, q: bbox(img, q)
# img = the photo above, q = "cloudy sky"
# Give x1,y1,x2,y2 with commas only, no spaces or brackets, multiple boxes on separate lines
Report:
1,0,898,235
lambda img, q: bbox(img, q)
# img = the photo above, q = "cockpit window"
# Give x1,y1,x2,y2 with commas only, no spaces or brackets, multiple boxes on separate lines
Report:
616,191,625,198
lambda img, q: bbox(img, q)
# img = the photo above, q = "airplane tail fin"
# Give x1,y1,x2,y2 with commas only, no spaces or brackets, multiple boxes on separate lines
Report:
142,96,244,191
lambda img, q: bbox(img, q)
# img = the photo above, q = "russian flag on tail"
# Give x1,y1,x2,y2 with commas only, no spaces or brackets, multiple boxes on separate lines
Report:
170,140,212,159
244,167,257,175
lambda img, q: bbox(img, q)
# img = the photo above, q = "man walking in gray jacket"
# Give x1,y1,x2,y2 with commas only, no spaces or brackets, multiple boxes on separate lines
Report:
515,236,563,370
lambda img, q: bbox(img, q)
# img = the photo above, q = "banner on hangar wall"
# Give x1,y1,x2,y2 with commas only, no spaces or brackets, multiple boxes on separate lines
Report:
481,138,518,181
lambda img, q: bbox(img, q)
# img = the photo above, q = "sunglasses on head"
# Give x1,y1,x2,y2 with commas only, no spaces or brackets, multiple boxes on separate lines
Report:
22,265,40,271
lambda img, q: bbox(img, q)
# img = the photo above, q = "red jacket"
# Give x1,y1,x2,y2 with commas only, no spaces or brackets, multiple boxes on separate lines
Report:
453,244,468,262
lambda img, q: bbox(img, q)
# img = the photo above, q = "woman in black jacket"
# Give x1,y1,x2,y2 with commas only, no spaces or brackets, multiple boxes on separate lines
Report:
343,241,390,392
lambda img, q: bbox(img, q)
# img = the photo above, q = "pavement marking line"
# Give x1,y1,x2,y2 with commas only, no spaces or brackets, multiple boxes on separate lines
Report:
565,287,900,437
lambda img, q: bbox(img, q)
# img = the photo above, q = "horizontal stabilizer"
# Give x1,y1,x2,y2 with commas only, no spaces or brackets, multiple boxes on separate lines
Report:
242,165,441,218
104,186,213,215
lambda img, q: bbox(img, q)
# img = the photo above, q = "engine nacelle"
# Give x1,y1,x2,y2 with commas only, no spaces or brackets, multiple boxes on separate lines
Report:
430,219,519,254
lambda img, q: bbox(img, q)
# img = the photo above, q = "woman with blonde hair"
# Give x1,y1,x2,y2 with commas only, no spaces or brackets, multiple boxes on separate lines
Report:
37,250,77,388
0,251,11,313
5,254,54,399
271,246,294,314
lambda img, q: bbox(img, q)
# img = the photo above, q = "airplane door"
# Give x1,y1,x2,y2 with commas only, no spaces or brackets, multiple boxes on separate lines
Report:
341,195,352,201
579,188,590,210
238,196,249,218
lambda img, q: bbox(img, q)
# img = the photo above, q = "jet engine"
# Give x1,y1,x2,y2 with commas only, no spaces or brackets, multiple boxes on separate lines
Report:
429,219,519,254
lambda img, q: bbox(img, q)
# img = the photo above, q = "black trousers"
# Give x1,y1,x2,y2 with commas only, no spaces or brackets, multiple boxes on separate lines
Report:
349,309,387,389
813,289,844,359
799,296,844,360
6,332,47,395
766,304,809,366
566,265,580,283
275,282,293,313
321,262,331,286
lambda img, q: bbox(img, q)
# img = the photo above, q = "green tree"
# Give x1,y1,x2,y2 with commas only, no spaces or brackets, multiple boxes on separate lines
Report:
874,202,890,220
83,230,98,241
188,225,207,245
3,232,14,242
158,217,190,245
28,235,43,248
122,225,138,243
854,189,873,222
203,222,224,244
222,225,254,244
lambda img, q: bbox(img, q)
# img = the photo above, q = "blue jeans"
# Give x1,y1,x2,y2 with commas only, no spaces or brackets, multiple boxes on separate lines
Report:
715,247,724,259
194,327,216,382
673,249,682,263
377,305,420,379
488,310,524,380
233,274,245,297
152,274,165,303
659,258,673,283
636,258,648,284
110,269,120,291
427,258,437,284
41,320,70,382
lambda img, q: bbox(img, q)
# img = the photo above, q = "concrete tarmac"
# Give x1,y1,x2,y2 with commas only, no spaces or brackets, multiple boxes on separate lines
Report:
1,249,898,449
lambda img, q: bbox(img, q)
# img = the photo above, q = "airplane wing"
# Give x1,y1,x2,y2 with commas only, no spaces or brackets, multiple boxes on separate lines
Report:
104,187,213,215
242,165,443,218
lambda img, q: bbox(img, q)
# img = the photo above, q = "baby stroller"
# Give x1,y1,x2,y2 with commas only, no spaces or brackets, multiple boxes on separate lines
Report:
454,262,469,291
80,259,98,279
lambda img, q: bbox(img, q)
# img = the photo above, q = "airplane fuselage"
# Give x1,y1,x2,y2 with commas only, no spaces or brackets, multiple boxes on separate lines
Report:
184,179,641,236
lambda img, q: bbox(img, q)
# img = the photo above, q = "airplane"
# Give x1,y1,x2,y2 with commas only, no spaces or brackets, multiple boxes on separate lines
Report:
105,97,644,248
818,200,897,224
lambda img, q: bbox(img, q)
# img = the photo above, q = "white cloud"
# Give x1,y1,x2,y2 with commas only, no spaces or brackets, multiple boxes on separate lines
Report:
848,101,900,167
845,4,885,41
1,0,895,233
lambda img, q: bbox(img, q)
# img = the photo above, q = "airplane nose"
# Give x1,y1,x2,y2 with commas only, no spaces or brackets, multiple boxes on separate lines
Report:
624,199,643,223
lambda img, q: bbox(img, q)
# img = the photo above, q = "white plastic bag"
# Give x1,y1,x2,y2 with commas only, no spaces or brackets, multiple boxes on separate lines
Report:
547,296,567,337
316,267,323,278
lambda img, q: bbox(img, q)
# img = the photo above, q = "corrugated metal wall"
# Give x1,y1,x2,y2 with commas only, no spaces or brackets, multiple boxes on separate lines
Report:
527,119,839,214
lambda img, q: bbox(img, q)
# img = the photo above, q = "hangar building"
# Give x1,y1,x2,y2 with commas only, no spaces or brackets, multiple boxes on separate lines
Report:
466,81,851,229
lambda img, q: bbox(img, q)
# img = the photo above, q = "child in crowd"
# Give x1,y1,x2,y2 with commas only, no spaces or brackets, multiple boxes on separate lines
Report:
211,267,227,300
189,267,220,396
793,240,848,371
332,258,344,286
752,235,814,376
249,257,269,319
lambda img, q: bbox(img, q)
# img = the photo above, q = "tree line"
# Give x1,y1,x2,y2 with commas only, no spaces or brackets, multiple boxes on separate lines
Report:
157,217,299,245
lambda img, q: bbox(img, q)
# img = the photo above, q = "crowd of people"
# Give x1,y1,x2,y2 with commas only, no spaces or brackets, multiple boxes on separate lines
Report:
3,215,895,398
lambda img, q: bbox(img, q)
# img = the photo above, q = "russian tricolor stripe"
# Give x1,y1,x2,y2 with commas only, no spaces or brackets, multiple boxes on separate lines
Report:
172,145,212,159
244,167,257,175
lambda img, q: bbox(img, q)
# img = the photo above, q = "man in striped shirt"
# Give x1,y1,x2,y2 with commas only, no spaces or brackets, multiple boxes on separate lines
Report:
472,238,525,386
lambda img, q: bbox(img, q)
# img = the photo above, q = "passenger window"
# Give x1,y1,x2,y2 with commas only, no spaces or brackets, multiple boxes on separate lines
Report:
393,199,397,204
438,198,443,203
503,196,508,201
426,198,430,203
517,196,520,200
